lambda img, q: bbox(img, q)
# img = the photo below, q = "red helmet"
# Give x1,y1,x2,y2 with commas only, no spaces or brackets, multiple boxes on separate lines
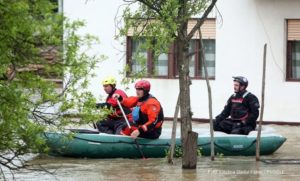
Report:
135,80,151,91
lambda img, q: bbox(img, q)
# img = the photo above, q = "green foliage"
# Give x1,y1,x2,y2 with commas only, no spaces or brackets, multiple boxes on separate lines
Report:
0,0,104,169
165,146,202,158
118,0,209,82
97,106,113,122
216,152,224,159
119,1,216,168
197,147,203,157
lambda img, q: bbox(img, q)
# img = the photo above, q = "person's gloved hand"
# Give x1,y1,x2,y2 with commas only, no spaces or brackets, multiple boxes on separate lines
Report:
130,129,140,139
214,117,222,124
241,119,247,126
113,94,123,102
120,126,137,136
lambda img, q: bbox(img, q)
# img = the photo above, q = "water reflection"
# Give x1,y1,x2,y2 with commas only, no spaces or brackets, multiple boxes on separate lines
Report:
11,156,296,181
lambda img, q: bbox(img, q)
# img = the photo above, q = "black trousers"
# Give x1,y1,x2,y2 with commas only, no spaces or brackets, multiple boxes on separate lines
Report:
126,121,162,139
139,128,161,139
96,119,127,135
213,119,254,135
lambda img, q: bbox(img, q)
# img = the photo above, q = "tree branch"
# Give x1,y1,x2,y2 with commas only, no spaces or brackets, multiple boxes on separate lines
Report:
136,0,163,16
133,0,177,38
0,153,24,170
186,0,217,41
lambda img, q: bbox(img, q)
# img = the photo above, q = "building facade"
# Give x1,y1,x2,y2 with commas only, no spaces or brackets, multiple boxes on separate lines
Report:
63,0,300,123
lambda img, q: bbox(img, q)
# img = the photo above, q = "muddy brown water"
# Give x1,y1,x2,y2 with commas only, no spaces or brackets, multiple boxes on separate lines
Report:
2,123,300,181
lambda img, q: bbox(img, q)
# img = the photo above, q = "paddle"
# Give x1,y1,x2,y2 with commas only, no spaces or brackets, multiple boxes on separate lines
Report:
116,99,146,159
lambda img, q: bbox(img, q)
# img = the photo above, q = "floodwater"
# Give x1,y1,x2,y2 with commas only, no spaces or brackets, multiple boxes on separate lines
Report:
2,123,300,181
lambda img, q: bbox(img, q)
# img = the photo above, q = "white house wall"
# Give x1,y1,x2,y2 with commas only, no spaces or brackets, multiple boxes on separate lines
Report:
63,0,126,102
63,0,300,123
216,0,300,123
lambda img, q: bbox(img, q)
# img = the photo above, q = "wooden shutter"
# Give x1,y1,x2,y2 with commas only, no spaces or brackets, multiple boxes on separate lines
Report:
188,19,216,39
127,20,156,36
127,19,216,39
287,19,300,41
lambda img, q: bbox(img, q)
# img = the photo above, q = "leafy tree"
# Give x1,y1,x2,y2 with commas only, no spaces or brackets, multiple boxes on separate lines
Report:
119,0,217,168
0,0,104,172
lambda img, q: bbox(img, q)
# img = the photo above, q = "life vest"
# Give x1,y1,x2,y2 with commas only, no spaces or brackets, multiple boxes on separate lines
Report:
132,95,164,130
230,91,250,120
106,89,131,120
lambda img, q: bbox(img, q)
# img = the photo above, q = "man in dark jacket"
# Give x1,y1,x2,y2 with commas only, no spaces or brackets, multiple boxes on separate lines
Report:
213,76,260,135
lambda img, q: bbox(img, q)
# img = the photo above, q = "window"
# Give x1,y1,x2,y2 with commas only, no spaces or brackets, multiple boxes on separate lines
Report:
131,38,148,74
186,39,216,78
126,19,216,79
287,19,300,81
127,37,172,78
201,39,216,77
155,52,168,76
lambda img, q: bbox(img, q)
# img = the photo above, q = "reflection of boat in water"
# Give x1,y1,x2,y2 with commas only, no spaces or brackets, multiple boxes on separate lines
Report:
261,159,300,164
44,127,286,158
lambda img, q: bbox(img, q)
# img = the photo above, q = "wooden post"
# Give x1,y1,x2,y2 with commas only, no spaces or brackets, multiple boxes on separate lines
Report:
175,37,197,169
182,131,198,169
256,44,267,161
168,93,180,164
199,30,215,160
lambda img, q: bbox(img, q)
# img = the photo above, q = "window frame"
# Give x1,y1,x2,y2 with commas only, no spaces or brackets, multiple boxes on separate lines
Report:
126,36,171,79
126,36,216,80
286,19,300,82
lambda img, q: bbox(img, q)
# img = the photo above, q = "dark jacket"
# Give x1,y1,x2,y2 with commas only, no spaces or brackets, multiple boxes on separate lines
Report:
215,91,260,128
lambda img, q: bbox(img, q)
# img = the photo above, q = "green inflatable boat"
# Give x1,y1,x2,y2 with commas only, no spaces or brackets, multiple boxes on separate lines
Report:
44,127,286,158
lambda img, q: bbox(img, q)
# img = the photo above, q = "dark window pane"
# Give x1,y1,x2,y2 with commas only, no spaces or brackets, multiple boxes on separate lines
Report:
128,37,215,79
199,39,215,78
292,41,300,79
189,40,196,77
131,38,148,74
154,53,168,76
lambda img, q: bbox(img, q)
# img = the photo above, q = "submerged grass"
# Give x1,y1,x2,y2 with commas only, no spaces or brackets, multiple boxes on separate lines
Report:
165,146,202,158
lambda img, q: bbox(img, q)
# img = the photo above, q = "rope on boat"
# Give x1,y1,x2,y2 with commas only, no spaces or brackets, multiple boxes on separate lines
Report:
73,136,171,147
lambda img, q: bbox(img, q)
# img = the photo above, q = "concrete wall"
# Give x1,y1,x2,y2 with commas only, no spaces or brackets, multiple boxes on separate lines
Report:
63,0,300,122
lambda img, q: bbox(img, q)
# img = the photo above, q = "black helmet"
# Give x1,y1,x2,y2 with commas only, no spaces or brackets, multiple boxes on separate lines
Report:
233,76,248,87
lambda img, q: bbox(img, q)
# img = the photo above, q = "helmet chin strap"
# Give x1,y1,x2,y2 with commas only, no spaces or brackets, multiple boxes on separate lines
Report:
108,86,116,95
143,90,149,96
238,86,246,93
138,91,150,101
